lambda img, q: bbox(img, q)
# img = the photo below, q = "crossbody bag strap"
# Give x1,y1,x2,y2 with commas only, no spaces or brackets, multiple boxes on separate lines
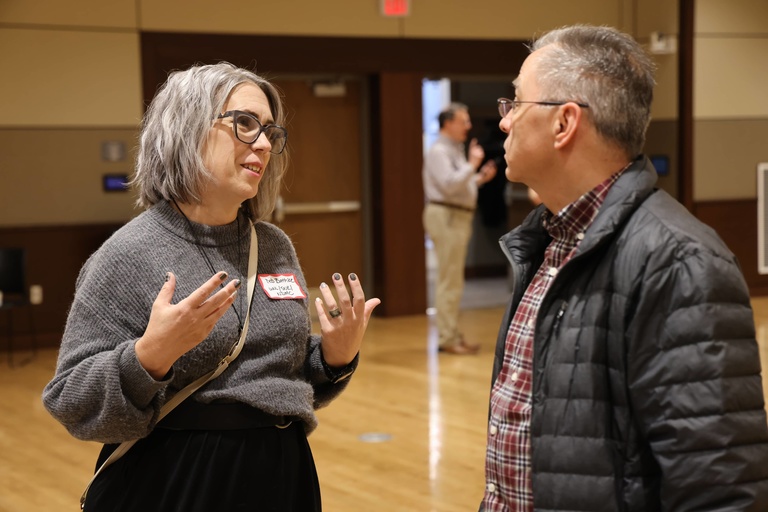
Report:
80,223,258,509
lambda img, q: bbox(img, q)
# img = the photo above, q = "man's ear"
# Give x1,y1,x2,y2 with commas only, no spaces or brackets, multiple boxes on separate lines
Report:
552,102,583,149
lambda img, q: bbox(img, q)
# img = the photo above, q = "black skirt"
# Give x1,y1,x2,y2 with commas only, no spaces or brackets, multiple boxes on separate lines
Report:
83,409,321,512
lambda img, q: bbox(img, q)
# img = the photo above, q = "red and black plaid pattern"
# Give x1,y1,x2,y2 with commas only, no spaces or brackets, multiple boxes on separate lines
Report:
482,172,621,512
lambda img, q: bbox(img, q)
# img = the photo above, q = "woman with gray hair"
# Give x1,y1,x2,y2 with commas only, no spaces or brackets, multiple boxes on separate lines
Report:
43,61,380,511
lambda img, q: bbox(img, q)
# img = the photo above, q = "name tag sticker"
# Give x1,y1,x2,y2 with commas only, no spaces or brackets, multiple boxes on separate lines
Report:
258,274,307,300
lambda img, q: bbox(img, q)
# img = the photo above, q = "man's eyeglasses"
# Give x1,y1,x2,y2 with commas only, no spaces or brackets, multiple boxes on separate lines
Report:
217,110,288,155
497,97,590,118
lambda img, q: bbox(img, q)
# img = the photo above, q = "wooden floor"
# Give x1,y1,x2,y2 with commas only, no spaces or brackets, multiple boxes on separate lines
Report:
3,298,768,512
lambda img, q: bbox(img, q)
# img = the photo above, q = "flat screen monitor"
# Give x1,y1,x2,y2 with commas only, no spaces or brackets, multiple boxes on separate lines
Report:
103,174,129,192
0,248,25,296
651,155,669,176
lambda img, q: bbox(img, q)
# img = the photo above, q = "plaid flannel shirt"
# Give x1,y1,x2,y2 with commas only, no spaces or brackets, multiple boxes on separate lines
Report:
482,171,621,511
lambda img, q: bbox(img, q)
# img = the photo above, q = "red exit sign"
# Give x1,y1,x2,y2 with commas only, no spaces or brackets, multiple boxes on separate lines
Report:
381,0,409,17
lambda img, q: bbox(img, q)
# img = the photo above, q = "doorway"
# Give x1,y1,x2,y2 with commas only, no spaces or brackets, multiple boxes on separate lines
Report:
421,76,531,312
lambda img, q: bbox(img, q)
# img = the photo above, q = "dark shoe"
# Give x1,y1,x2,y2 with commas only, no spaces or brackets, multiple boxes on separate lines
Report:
438,340,480,355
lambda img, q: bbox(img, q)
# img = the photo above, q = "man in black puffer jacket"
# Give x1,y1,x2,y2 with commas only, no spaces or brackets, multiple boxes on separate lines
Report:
482,25,768,512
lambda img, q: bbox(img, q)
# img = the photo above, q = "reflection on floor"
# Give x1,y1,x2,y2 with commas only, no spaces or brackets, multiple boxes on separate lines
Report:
460,276,512,310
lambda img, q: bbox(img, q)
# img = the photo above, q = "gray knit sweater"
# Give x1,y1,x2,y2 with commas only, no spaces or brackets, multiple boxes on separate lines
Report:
43,201,351,443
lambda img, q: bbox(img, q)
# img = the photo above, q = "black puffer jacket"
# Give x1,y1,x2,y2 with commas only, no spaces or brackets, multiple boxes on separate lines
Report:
492,156,768,511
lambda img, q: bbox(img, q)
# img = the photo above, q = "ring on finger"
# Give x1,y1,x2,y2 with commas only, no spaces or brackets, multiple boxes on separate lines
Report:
329,308,342,318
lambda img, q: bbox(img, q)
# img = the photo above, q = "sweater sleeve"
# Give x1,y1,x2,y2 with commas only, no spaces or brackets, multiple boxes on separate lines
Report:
42,252,173,444
305,333,357,408
627,240,768,510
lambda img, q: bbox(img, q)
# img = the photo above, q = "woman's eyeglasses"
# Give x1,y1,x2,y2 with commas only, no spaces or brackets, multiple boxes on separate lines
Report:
217,110,288,155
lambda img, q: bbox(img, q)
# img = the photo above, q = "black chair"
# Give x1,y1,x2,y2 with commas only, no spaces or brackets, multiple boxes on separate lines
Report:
0,248,36,366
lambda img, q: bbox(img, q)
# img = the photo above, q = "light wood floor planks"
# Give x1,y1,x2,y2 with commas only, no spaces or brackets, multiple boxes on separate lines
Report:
3,299,768,512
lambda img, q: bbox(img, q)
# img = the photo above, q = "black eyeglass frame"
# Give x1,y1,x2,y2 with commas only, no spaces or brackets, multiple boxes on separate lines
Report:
217,110,288,155
497,97,590,118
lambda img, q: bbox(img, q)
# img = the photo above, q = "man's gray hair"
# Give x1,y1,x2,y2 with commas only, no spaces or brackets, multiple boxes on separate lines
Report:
438,102,469,128
531,25,656,158
132,61,287,221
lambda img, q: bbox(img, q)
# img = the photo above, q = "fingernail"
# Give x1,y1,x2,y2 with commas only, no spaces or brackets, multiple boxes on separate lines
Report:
349,273,357,281
165,272,170,282
320,282,327,289
333,273,341,281
315,297,322,303
234,279,242,289
219,272,228,280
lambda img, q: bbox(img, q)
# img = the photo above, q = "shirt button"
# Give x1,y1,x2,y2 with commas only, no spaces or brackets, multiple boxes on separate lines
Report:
576,232,585,241
548,267,558,277
510,371,519,382
487,483,497,493
489,424,498,436
527,318,535,329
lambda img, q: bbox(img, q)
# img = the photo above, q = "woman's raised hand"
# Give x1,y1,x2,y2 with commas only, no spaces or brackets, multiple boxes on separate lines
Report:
135,271,240,379
315,273,381,368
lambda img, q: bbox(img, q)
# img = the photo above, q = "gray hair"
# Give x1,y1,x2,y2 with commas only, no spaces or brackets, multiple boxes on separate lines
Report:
132,61,288,222
530,25,656,158
438,102,469,128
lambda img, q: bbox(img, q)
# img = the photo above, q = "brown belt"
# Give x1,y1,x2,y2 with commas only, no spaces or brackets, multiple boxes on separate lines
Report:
428,200,475,213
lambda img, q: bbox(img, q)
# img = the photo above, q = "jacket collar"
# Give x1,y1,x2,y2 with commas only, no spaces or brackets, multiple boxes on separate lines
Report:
500,156,658,264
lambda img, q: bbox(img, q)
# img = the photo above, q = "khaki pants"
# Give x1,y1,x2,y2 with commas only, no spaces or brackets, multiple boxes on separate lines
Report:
423,203,474,347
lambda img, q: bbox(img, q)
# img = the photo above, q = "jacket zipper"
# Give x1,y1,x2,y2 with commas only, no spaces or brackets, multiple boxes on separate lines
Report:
551,300,571,433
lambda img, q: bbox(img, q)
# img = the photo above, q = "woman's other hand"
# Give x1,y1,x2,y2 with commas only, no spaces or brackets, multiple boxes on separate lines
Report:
135,271,240,379
315,273,381,368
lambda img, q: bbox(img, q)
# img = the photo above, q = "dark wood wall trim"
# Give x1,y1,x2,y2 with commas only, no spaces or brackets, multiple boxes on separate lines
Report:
140,32,528,96
694,199,768,296
0,224,122,350
372,72,427,316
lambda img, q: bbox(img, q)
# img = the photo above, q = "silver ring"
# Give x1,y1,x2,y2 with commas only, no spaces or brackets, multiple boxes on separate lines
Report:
328,308,342,318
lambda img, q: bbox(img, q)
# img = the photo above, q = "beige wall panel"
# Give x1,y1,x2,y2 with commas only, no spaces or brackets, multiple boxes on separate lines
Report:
650,53,679,120
139,0,399,37
694,37,768,119
636,0,679,37
696,0,768,34
0,129,139,227
613,0,679,124
619,0,635,33
0,0,136,28
140,0,627,39
402,0,621,40
693,119,768,200
0,29,142,127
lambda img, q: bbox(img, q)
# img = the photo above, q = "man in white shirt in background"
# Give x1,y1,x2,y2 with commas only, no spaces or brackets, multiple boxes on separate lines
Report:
422,103,497,354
